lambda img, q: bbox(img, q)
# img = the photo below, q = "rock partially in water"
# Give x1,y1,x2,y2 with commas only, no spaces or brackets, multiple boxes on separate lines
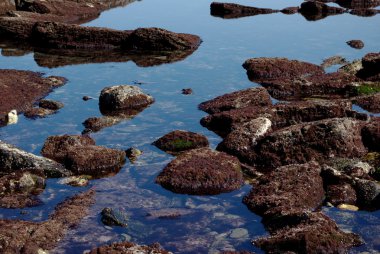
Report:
153,130,209,154
254,212,363,253
354,179,380,209
181,88,193,95
321,55,348,69
0,140,70,177
101,207,128,227
353,93,380,113
38,99,64,110
361,117,380,152
41,134,96,164
336,0,380,10
210,2,279,19
299,1,346,21
326,184,358,206
198,87,272,114
0,189,95,253
83,116,123,133
24,107,56,118
357,52,380,81
58,175,91,187
156,148,242,195
88,241,172,254
146,208,193,219
99,85,154,113
347,40,365,49
125,147,142,162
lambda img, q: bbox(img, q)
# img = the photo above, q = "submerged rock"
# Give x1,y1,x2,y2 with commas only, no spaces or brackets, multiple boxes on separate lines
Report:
181,88,193,95
0,140,70,177
83,116,123,133
24,107,56,118
347,40,365,49
198,87,271,114
38,99,64,110
146,208,193,219
125,147,142,162
88,242,172,254
210,2,279,19
101,207,128,227
153,130,209,154
156,148,242,195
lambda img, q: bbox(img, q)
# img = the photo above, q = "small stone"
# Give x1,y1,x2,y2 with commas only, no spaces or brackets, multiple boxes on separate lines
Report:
346,40,364,49
229,228,248,239
125,147,142,162
182,88,193,95
82,96,92,101
101,207,128,227
39,99,64,110
337,204,360,211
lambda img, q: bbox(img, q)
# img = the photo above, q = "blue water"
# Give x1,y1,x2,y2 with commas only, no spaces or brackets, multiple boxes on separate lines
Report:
0,0,380,253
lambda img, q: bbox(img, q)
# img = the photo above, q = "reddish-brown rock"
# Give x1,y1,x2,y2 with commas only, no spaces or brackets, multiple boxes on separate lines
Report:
353,93,380,113
361,118,380,152
326,184,358,206
198,87,272,114
156,148,242,195
357,52,380,81
347,40,365,49
210,2,279,19
153,130,209,153
88,242,172,254
299,1,346,21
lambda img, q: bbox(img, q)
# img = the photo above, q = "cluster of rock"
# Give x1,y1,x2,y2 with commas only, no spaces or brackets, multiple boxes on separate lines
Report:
197,53,380,252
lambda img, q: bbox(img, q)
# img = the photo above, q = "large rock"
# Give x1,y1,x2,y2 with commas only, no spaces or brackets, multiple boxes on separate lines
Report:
361,118,380,152
243,162,324,222
0,141,70,177
156,148,242,195
198,87,272,114
357,52,380,81
99,85,154,113
210,2,279,19
354,179,380,209
153,130,209,154
89,242,172,254
354,93,380,113
0,189,95,253
82,116,123,133
299,1,346,21
254,212,363,253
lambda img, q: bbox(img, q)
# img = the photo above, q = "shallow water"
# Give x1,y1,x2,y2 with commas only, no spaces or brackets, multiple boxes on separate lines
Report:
0,0,380,253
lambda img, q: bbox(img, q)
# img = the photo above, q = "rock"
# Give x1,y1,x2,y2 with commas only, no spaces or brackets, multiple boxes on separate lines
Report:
0,189,95,252
101,207,128,227
88,242,172,254
229,228,249,239
210,2,279,19
146,208,193,219
356,52,380,81
125,147,142,162
198,87,272,114
82,116,123,133
350,8,380,17
361,118,380,152
65,145,126,177
254,212,363,253
0,69,66,122
0,0,15,15
0,140,70,177
38,99,64,110
99,85,154,113
347,40,365,49
243,162,324,224
337,204,360,211
299,1,346,21
181,88,192,95
24,107,56,118
339,60,363,76
336,0,380,9
251,118,367,170
281,7,299,14
41,134,96,164
58,175,91,187
83,96,92,101
5,109,18,125
156,148,242,195
153,130,209,154
353,93,380,113
326,184,357,206
321,56,348,69
242,57,324,82
123,27,201,51
354,179,380,209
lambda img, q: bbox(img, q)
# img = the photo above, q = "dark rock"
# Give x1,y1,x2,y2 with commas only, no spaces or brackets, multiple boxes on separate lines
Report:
361,118,380,152
357,52,380,81
326,184,357,206
41,134,95,164
254,212,363,253
146,208,193,219
156,148,242,195
65,145,126,177
299,1,346,21
210,2,279,19
101,207,128,227
336,0,380,9
153,130,209,154
0,69,66,122
281,7,299,14
125,147,142,162
38,99,64,110
88,242,171,254
198,87,272,114
24,107,56,118
354,179,380,209
347,40,365,49
99,85,154,113
83,116,123,132
0,140,70,177
353,93,380,113
243,162,324,222
82,96,92,101
350,8,380,17
181,88,192,95
243,57,324,82
0,0,15,15
0,189,95,252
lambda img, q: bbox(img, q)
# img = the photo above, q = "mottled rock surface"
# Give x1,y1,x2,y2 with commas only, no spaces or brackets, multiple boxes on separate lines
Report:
347,40,365,49
88,242,172,254
361,118,380,152
210,2,278,19
153,130,209,153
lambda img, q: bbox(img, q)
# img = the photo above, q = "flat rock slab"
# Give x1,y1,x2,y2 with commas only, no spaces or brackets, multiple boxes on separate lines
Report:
210,2,279,19
0,69,66,121
88,242,172,254
0,189,94,253
153,130,209,154
198,87,272,114
156,148,242,195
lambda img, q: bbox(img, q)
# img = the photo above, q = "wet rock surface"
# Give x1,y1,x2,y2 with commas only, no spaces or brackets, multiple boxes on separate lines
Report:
299,1,346,21
156,148,242,195
88,241,172,254
0,189,95,253
83,116,124,133
101,207,128,227
357,52,380,81
347,39,365,49
24,107,57,118
153,130,209,154
210,2,279,19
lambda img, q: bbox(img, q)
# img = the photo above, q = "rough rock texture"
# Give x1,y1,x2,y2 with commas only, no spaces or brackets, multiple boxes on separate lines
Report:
0,140,70,177
321,55,348,69
326,184,357,206
347,40,365,49
23,107,56,118
254,212,363,253
243,57,324,81
65,145,126,177
0,189,95,253
83,116,123,133
156,148,242,195
41,134,96,163
281,7,299,14
210,2,279,19
0,169,45,208
299,1,346,21
357,52,380,81
0,69,66,122
101,207,128,227
336,0,380,9
99,85,154,113
88,242,172,254
153,130,209,153
355,178,380,209
354,93,380,113
247,118,366,170
243,162,324,221
361,118,380,152
38,99,64,110
198,87,272,114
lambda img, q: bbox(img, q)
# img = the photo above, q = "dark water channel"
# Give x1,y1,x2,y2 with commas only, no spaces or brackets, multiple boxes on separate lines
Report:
1,0,380,253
